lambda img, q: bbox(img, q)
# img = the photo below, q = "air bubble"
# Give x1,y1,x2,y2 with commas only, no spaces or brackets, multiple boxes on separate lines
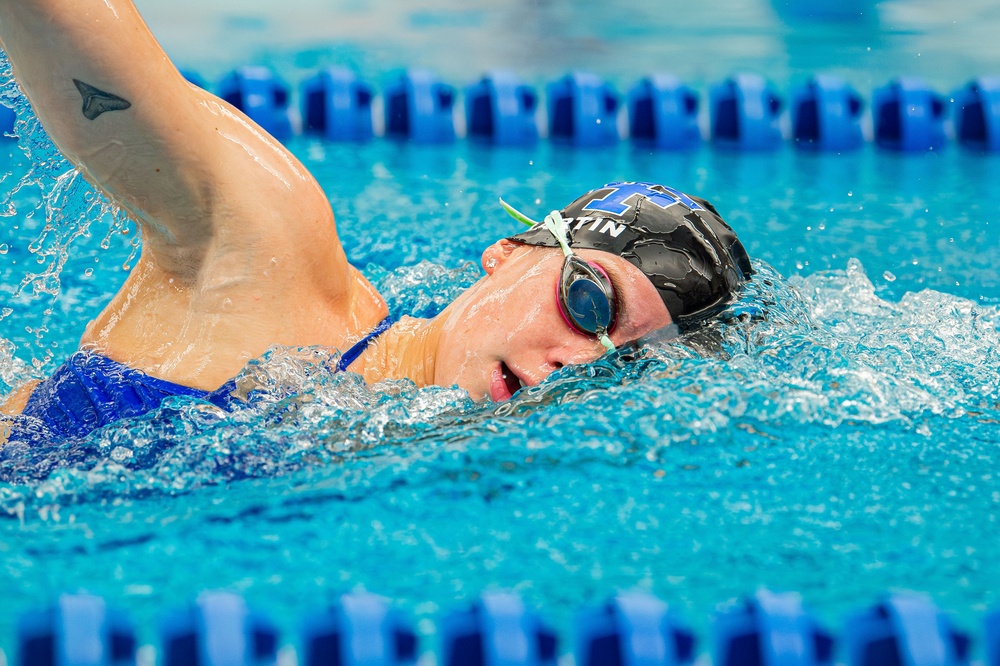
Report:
110,446,134,463
84,268,94,277
883,271,897,282
0,243,8,254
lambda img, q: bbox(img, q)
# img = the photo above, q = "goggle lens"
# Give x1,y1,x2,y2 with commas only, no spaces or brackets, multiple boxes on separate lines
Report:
498,199,619,351
558,257,617,337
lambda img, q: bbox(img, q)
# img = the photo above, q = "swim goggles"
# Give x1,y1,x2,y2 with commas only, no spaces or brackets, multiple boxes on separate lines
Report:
500,199,618,352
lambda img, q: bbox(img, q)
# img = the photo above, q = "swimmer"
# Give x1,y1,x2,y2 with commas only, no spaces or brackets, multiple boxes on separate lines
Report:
0,0,751,444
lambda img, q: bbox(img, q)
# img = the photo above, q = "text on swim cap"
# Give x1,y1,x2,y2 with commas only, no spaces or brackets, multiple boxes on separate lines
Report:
583,181,705,216
566,217,628,237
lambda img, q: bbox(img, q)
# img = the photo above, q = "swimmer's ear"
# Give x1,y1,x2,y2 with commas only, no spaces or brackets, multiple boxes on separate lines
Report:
481,239,520,275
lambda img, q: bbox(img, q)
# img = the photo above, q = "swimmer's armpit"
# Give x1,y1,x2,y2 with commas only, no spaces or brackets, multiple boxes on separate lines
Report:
73,79,132,120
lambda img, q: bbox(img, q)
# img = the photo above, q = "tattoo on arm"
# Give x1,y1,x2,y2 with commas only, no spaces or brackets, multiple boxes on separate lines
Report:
73,79,132,120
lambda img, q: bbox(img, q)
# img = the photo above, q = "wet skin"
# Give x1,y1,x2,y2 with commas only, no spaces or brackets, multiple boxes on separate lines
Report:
428,240,673,402
0,0,674,420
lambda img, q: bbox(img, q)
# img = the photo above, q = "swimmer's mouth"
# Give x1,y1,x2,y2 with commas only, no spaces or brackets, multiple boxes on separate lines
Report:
500,361,526,398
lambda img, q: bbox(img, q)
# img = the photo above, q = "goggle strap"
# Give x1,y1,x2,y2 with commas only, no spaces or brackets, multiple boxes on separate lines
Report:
499,198,573,257
500,198,616,354
498,198,539,227
543,210,573,258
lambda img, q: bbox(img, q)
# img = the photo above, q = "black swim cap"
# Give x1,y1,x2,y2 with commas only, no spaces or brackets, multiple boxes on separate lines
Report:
507,182,752,326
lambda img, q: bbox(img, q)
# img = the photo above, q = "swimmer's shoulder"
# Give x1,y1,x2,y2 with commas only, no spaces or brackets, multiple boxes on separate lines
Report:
0,380,40,448
0,380,40,417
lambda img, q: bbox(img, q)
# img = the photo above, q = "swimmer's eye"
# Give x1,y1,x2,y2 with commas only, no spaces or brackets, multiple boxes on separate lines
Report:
557,255,618,344
501,200,619,351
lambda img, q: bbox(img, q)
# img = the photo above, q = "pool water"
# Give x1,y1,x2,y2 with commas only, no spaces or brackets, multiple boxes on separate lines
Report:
2,0,1000,657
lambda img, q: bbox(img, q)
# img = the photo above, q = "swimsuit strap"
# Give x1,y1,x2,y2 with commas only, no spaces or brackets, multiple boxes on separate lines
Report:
335,315,395,373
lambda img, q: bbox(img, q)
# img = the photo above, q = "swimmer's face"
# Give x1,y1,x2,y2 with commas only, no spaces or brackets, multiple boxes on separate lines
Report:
433,241,672,401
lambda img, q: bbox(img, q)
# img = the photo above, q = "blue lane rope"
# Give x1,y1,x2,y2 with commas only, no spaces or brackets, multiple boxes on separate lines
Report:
10,588,993,666
102,66,1000,153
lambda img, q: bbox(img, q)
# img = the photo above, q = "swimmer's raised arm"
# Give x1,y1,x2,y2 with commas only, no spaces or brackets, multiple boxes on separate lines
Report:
0,0,346,281
0,0,386,393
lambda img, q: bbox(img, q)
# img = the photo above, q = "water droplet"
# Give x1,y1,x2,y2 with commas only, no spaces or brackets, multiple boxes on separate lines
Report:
0,243,7,254
847,191,853,197
84,268,93,277
883,270,897,282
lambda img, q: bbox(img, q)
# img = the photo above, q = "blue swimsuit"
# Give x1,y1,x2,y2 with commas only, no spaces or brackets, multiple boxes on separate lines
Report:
9,316,394,443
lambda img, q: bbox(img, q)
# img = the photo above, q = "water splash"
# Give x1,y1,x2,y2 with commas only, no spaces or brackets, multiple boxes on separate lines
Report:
0,49,135,370
368,260,482,319
2,257,997,522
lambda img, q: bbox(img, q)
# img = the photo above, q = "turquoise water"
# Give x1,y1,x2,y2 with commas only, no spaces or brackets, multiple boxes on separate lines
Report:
2,0,1000,657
